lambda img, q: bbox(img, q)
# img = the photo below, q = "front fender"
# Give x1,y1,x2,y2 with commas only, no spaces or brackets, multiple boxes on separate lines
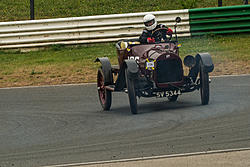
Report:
189,53,214,82
114,59,139,91
124,59,139,79
95,57,113,85
196,53,214,73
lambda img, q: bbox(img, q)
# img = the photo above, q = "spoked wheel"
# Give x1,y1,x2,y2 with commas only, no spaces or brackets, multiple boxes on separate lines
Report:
200,63,210,105
168,95,178,102
125,68,138,114
97,68,112,110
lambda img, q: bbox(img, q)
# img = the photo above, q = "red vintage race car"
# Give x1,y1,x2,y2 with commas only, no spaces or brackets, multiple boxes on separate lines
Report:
95,17,214,114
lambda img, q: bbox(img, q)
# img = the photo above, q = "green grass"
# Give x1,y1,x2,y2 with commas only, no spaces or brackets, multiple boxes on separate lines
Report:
0,33,249,87
0,0,245,21
179,34,250,62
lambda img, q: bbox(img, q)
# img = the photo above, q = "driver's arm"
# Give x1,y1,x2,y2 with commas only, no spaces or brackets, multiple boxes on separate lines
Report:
139,30,150,44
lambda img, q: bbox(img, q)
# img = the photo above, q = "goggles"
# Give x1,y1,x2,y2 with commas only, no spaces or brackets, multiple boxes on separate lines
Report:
144,19,155,27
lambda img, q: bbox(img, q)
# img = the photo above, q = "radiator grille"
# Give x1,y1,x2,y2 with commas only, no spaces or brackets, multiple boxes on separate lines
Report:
156,59,183,83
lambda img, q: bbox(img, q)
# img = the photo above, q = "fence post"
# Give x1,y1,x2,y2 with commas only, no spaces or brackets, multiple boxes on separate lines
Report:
30,0,35,20
218,0,222,7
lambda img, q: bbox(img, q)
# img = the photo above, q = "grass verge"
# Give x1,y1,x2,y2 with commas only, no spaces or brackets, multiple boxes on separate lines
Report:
0,0,245,21
0,34,249,88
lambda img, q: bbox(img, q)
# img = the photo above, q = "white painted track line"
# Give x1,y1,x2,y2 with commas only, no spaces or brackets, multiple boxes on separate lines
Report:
43,147,250,167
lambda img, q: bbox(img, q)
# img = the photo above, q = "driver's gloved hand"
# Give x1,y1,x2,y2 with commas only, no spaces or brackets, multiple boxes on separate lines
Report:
166,28,173,35
147,37,155,43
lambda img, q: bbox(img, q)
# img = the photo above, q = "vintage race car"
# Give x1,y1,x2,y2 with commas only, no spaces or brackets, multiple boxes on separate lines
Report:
95,17,214,114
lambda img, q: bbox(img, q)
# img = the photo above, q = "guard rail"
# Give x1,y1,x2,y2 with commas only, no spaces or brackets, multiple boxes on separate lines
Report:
0,10,190,49
189,5,250,35
1,5,249,49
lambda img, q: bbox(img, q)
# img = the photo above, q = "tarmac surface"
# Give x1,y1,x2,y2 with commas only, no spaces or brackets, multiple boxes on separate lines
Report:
0,75,250,167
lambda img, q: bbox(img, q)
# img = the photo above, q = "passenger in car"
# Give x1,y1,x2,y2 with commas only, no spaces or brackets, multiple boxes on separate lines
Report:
139,14,173,44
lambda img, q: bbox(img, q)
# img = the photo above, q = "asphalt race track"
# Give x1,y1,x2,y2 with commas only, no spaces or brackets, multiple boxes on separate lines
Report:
0,75,250,167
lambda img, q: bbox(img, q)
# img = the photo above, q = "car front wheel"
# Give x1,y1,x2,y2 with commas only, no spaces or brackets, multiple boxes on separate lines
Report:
200,63,209,105
125,68,138,114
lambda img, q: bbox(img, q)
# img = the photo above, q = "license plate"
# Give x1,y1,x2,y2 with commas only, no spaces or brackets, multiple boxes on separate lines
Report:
156,90,181,98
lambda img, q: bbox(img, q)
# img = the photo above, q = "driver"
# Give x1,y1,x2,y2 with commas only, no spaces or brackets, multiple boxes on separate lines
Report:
139,14,173,44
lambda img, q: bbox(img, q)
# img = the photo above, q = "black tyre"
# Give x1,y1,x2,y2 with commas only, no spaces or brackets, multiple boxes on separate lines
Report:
125,68,138,114
200,63,209,105
168,95,178,102
97,68,112,110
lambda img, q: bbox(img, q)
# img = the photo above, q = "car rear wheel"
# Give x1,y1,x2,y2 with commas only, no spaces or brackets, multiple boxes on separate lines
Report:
168,95,178,102
125,68,138,114
97,68,112,110
200,63,209,105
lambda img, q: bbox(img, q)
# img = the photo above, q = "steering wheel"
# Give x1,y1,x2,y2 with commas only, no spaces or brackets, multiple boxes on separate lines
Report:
152,27,172,42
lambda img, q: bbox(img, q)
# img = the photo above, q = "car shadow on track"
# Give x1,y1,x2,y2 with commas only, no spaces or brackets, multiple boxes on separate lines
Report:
108,100,201,115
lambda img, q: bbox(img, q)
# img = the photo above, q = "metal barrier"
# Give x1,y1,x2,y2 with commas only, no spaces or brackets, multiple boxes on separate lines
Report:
0,10,190,49
189,5,250,36
1,5,248,49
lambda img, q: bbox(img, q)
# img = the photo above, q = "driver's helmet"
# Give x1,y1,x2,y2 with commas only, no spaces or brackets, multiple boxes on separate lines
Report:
143,14,157,31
